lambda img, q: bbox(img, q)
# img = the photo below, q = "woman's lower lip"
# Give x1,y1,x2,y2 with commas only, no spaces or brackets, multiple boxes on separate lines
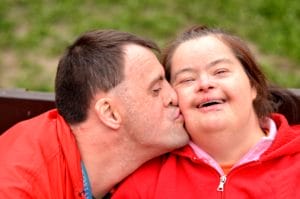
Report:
198,104,222,112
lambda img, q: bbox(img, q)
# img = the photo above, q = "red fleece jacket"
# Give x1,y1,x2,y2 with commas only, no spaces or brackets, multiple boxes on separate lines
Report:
112,114,300,199
0,109,85,199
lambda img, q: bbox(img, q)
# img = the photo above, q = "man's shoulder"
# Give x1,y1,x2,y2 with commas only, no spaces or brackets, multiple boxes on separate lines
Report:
0,109,67,175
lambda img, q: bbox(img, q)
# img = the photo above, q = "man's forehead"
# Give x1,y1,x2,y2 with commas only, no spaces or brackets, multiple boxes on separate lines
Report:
123,44,153,66
122,44,164,78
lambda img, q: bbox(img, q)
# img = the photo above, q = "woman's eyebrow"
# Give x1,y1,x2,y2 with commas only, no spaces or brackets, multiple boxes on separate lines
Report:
173,68,195,80
172,58,232,81
207,58,232,68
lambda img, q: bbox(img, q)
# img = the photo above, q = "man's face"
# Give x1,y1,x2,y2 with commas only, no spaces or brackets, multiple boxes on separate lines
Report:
113,44,188,153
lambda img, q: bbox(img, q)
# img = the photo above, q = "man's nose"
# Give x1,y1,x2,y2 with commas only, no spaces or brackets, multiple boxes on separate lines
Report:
163,82,178,107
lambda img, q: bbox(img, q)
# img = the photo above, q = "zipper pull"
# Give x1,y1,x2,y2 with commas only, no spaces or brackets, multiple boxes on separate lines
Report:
217,175,227,192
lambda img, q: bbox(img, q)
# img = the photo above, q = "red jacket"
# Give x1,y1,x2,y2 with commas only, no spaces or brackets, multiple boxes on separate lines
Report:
0,109,85,199
112,114,300,199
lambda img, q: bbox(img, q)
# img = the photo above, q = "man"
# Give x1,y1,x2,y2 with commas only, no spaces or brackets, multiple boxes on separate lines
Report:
0,30,189,198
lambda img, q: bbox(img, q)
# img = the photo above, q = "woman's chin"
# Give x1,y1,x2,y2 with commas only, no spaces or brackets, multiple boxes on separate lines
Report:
187,119,227,134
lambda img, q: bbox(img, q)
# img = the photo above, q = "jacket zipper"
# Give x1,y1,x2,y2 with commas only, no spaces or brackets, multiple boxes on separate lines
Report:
188,154,261,194
217,175,227,192
215,161,261,193
190,156,228,193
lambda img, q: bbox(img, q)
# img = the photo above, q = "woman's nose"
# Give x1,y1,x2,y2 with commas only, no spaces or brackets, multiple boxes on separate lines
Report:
195,74,214,92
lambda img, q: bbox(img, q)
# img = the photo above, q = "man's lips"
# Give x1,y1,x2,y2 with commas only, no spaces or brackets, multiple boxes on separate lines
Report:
173,108,184,121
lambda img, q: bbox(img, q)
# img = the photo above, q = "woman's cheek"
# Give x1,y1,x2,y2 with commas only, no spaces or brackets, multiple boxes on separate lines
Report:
177,89,191,111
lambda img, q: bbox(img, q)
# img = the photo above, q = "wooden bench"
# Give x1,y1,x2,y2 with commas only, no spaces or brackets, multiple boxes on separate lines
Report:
0,89,55,134
1,88,300,135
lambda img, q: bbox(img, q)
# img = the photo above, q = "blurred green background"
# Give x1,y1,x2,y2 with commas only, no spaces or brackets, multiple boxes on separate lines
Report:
0,0,299,91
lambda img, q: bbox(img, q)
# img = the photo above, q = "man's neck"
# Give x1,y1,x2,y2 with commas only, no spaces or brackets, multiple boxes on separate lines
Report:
73,126,149,198
84,143,151,198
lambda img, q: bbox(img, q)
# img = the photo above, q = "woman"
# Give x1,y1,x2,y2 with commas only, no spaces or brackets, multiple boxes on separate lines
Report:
112,25,300,198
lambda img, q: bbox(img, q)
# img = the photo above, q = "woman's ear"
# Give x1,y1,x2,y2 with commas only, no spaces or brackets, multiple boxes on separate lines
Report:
94,98,121,130
251,85,258,101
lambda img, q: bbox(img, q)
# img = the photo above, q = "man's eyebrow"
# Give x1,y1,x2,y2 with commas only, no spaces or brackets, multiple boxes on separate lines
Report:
148,75,164,89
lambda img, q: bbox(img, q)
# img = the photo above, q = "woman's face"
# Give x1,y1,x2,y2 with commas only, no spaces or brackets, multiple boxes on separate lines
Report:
170,35,257,136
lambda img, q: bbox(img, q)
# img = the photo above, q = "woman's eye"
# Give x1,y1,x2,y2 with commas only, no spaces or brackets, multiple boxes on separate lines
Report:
173,77,195,87
215,68,228,75
179,78,195,84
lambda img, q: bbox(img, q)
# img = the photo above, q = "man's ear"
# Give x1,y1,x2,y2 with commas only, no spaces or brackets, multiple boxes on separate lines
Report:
94,98,121,130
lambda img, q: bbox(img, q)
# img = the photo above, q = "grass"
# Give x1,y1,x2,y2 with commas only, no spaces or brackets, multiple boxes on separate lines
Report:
0,0,299,91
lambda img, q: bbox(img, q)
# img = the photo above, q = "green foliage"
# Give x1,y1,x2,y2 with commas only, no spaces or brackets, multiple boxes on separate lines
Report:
14,60,53,91
0,0,299,91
